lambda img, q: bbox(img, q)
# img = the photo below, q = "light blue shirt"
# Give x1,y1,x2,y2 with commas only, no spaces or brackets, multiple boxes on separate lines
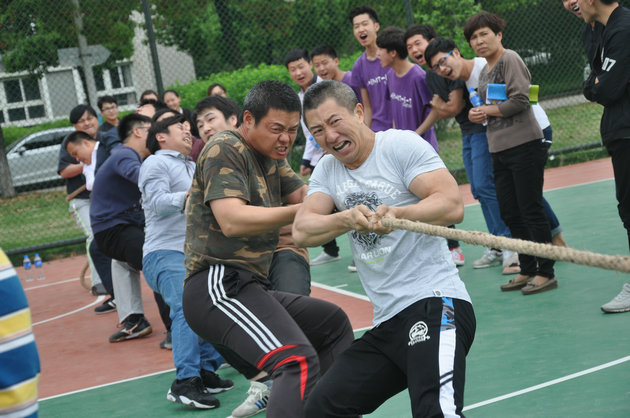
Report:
139,149,195,255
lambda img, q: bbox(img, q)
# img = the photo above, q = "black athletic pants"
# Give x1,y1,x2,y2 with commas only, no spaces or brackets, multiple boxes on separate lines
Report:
183,265,353,417
304,297,476,418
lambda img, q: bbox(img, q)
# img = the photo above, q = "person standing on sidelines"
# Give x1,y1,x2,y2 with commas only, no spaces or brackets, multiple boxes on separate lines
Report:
464,12,557,294
182,81,354,417
295,80,475,417
577,0,630,312
349,5,391,132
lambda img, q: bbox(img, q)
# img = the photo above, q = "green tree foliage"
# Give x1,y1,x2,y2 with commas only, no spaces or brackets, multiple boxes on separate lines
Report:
0,0,137,77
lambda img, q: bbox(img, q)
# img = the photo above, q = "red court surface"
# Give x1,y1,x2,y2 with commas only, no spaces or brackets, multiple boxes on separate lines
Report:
16,157,615,401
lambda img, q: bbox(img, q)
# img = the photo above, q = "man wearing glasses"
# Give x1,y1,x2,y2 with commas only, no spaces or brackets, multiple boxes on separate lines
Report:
97,95,120,135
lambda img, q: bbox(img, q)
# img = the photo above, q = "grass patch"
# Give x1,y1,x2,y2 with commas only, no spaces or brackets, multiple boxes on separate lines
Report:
0,189,83,251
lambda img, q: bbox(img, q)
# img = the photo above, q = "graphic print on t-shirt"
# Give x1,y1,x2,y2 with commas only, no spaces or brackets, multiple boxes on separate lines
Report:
344,191,383,250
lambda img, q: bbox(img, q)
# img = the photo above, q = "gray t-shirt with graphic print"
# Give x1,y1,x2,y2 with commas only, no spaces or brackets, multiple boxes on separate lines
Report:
308,129,471,325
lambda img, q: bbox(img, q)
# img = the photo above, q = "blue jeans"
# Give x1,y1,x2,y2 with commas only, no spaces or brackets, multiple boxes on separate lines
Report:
462,131,511,238
541,126,561,236
143,250,223,380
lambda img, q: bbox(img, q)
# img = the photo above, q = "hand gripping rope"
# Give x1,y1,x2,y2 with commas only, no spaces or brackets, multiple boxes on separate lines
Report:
380,218,630,274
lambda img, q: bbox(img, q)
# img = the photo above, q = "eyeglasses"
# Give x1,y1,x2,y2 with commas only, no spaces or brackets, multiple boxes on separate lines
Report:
102,105,117,112
433,50,453,72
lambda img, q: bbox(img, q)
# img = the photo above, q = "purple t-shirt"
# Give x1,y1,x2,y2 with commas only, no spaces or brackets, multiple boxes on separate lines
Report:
341,71,363,104
386,65,437,151
351,52,391,132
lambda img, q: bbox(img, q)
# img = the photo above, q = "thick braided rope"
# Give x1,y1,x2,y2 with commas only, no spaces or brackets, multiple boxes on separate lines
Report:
381,218,630,274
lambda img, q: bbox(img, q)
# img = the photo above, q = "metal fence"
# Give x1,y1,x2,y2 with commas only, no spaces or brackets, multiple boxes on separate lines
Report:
1,0,626,255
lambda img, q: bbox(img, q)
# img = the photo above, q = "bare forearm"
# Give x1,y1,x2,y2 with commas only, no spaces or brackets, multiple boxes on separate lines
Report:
218,204,300,237
59,164,83,178
293,210,352,247
416,109,440,135
393,193,463,226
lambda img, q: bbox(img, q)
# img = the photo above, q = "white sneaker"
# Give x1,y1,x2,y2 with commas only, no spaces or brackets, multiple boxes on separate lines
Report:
230,381,270,418
472,249,502,269
310,251,341,266
601,283,630,313
347,262,357,272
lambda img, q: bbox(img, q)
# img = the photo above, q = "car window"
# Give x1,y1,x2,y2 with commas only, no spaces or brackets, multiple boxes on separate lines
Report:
18,131,69,151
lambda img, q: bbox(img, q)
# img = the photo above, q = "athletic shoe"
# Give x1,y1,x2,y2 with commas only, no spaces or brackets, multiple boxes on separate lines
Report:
347,262,357,272
200,369,234,394
310,251,341,266
91,283,107,296
94,297,116,314
502,250,520,275
450,247,465,266
230,381,270,418
167,376,220,409
601,283,630,313
472,249,502,269
109,316,152,342
160,331,172,350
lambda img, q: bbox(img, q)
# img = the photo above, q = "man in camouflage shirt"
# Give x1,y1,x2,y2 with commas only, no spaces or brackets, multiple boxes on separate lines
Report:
182,81,353,417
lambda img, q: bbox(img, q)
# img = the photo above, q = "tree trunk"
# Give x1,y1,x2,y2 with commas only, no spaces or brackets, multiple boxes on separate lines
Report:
0,125,17,198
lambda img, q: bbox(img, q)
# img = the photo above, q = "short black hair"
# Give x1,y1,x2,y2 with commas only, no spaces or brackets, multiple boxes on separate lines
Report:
424,38,457,69
303,80,358,125
138,98,167,111
349,5,379,24
194,96,241,124
146,114,186,154
162,89,180,100
97,95,117,111
242,81,301,125
376,26,407,59
63,130,95,150
310,45,338,60
69,104,97,124
284,48,310,68
152,108,180,122
464,12,505,43
140,89,158,101
118,113,152,143
207,82,227,96
403,24,437,44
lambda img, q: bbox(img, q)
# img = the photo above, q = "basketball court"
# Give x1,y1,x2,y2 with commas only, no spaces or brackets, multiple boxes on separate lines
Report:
20,158,629,417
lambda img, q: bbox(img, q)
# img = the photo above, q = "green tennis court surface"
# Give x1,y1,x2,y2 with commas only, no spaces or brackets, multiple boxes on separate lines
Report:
40,179,630,417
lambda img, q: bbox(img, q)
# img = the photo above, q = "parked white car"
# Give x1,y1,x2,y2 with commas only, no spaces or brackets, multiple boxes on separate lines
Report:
7,127,74,188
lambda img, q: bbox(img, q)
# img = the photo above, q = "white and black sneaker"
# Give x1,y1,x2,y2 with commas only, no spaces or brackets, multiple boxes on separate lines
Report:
201,369,234,394
167,376,220,409
94,297,116,314
108,315,152,342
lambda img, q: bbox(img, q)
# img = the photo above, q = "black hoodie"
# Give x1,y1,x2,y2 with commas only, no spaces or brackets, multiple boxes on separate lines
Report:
583,6,630,144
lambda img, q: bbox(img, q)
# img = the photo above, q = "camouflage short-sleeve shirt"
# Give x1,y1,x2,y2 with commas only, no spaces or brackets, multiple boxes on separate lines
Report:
184,130,305,279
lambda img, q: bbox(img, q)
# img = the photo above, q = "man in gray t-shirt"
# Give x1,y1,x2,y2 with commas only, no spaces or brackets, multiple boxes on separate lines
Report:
294,80,476,417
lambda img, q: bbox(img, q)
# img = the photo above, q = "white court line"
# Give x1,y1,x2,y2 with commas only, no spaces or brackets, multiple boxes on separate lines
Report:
463,355,630,411
32,295,104,326
24,277,80,291
40,367,176,401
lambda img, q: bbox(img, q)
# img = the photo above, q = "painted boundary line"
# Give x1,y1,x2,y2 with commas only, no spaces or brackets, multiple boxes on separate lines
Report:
24,277,80,291
32,295,104,326
463,355,630,411
311,281,371,301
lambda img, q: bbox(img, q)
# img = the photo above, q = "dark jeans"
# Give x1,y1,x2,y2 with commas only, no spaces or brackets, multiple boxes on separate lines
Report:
322,239,339,257
492,140,554,278
606,139,630,250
